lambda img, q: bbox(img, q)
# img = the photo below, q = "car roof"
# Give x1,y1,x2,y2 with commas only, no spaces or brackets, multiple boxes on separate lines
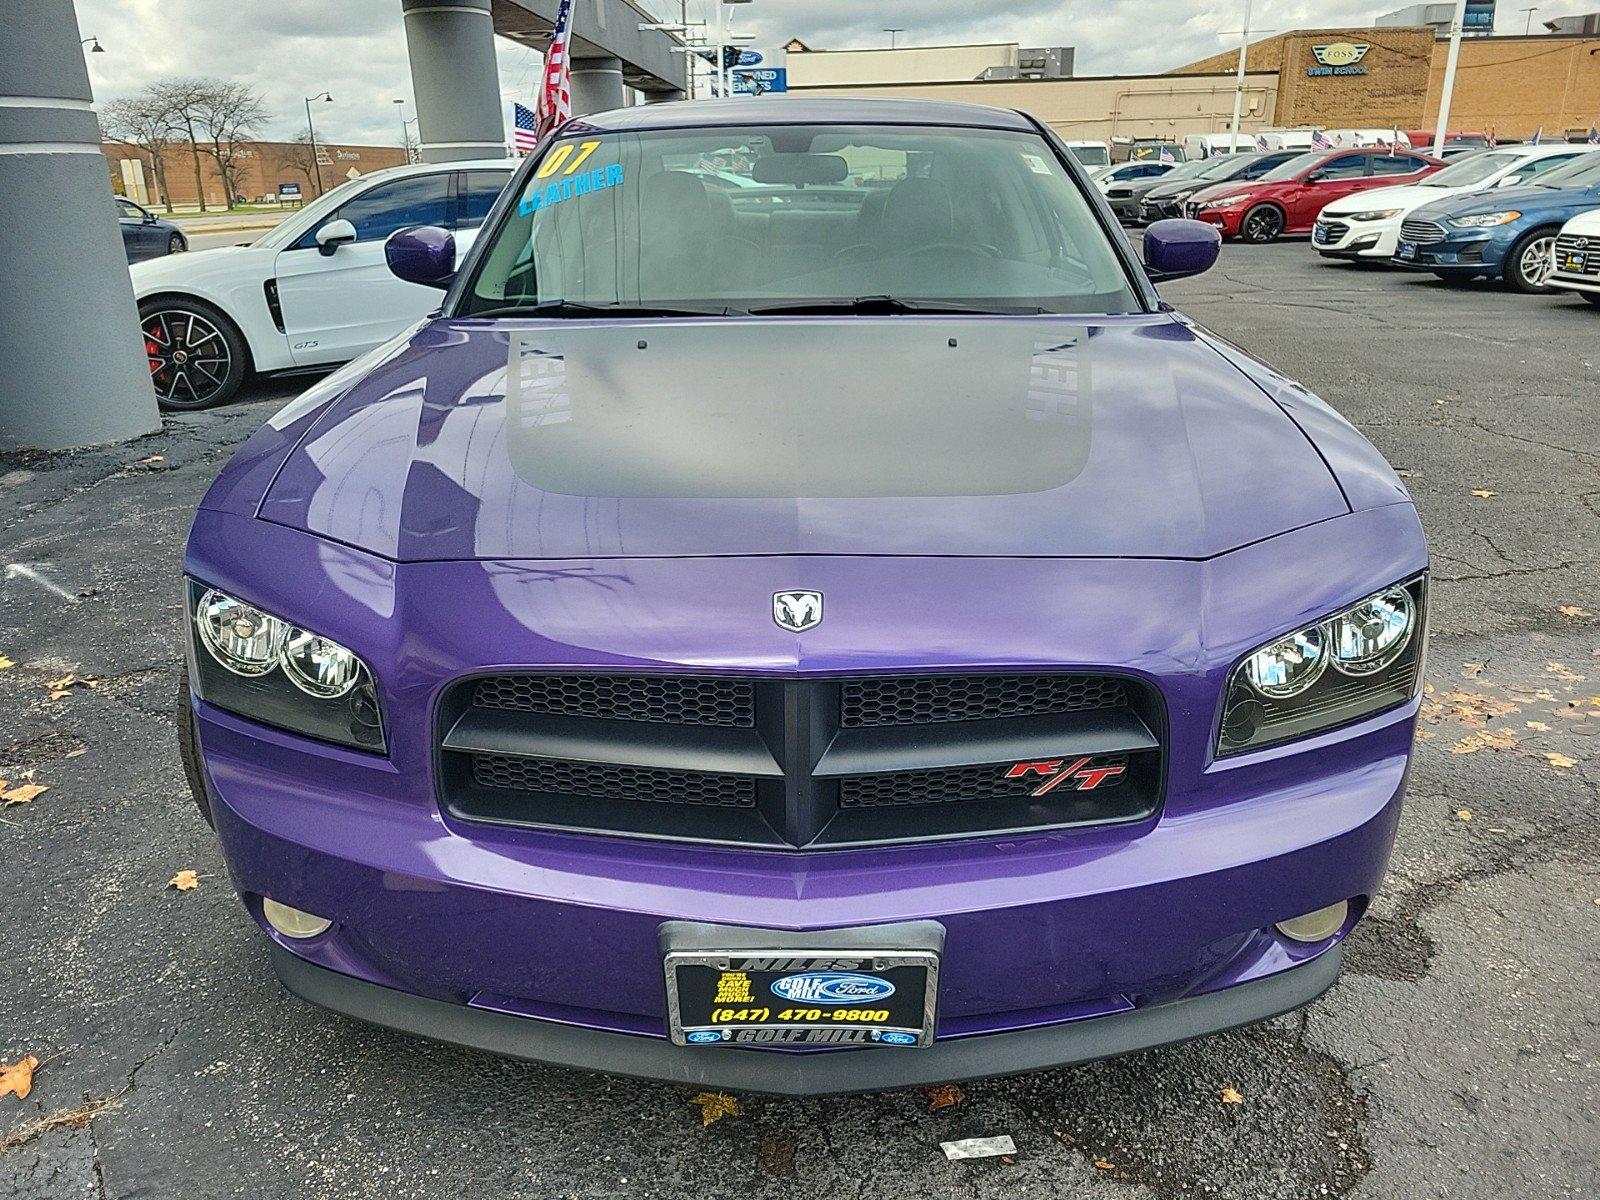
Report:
564,97,1037,134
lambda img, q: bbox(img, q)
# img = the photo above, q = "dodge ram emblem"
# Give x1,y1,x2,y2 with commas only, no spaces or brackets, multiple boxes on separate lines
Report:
773,590,823,632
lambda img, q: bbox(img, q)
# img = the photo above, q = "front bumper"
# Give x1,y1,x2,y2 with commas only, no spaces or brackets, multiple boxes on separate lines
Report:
271,939,1343,1096
1391,227,1506,275
1190,205,1247,237
1313,216,1401,259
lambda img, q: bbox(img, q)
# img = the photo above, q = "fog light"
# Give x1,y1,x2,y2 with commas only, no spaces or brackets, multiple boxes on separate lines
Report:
262,898,333,939
1275,900,1349,943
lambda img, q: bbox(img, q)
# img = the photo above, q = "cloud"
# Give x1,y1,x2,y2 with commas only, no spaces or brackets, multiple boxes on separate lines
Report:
77,0,1600,145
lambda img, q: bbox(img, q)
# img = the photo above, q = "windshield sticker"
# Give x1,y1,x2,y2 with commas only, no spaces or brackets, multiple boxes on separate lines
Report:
1021,152,1052,174
520,140,622,215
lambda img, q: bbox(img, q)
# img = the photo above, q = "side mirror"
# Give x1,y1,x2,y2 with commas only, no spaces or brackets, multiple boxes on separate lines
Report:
1143,218,1221,282
143,211,157,225
1305,170,1327,183
315,218,357,256
385,225,456,289
1496,175,1522,188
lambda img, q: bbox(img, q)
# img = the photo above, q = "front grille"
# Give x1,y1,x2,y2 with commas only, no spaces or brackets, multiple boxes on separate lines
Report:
1554,234,1598,276
841,674,1127,728
439,673,1165,849
472,754,756,808
473,673,755,727
1400,218,1447,245
1314,220,1349,243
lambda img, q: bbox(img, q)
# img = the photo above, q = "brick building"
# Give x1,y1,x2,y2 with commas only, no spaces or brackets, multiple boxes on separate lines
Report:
102,139,407,209
1173,27,1600,139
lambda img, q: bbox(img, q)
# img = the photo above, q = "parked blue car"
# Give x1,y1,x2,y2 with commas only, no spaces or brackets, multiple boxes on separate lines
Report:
1392,151,1600,291
116,196,186,263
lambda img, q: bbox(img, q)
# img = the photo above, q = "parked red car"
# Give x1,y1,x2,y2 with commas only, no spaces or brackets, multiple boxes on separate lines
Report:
1185,148,1444,242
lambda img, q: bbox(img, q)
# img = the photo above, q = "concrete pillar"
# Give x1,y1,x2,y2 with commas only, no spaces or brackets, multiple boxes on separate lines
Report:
0,0,160,450
402,0,506,163
569,57,626,116
641,89,686,104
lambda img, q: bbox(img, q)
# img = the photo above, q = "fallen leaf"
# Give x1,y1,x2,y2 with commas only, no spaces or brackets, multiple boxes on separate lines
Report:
140,455,165,464
1525,721,1550,732
1461,662,1486,679
1558,605,1592,619
168,869,199,891
1546,662,1586,682
1470,489,1496,498
1414,728,1436,741
0,656,13,670
1543,753,1577,769
1,782,47,807
689,1091,739,1127
1094,1159,1116,1171
925,1082,965,1112
1221,1086,1244,1104
0,1056,39,1101
1451,734,1487,755
1394,468,1414,477
1456,809,1473,822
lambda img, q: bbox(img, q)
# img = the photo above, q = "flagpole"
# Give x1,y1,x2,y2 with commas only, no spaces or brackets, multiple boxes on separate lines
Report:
1227,0,1253,154
1432,0,1468,157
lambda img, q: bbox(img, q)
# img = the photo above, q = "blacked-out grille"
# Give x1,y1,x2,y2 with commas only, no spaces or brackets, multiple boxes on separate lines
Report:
440,672,1163,848
840,756,1128,809
841,674,1128,728
473,674,755,727
472,753,756,808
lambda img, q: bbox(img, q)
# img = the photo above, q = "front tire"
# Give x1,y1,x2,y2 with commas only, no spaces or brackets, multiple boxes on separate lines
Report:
167,232,185,255
1238,204,1285,244
139,297,248,411
1504,229,1558,294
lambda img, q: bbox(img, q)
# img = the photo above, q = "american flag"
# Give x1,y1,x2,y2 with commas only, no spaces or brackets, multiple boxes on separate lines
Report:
1158,145,1176,164
1530,126,1543,146
512,103,539,154
1255,133,1270,151
1312,129,1333,150
1588,126,1599,146
534,0,574,140
1487,127,1498,148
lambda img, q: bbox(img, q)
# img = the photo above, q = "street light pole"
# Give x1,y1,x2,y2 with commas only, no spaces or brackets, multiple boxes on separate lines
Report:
1226,0,1254,153
304,91,331,195
1432,0,1468,157
885,27,903,49
393,98,407,157
1520,6,1539,34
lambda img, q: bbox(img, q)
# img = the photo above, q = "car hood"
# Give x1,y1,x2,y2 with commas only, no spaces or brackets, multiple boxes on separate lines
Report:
129,244,270,291
1321,182,1452,215
255,315,1350,562
1187,180,1272,206
1413,183,1592,221
1143,176,1223,201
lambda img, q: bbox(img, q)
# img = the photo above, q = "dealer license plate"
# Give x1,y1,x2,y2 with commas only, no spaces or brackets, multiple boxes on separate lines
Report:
1397,241,1417,260
665,949,939,1048
1313,224,1329,244
1561,250,1589,274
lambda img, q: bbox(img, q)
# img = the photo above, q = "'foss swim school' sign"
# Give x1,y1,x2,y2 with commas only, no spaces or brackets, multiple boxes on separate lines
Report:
1307,42,1371,77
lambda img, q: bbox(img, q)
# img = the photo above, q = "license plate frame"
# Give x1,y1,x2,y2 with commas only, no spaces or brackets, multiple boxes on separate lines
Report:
1397,241,1417,260
665,948,940,1049
1562,251,1588,274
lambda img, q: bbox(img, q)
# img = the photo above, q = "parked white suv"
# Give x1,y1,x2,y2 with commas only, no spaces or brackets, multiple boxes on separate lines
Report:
1312,144,1598,261
130,159,517,409
1547,207,1600,305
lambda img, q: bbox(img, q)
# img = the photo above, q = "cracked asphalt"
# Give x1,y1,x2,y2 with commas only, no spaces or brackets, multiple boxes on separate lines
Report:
1,243,1596,1199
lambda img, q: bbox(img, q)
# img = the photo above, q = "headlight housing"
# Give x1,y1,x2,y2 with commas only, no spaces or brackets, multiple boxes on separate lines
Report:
1448,211,1521,228
1346,209,1401,221
1218,575,1427,756
187,580,385,751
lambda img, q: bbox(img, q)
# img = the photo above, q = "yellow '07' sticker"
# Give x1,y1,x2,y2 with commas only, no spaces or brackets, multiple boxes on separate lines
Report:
537,140,602,178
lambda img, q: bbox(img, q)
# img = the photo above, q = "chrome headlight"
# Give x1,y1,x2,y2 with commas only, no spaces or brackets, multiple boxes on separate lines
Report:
1218,576,1427,756
1448,210,1521,228
1346,209,1401,222
187,580,385,751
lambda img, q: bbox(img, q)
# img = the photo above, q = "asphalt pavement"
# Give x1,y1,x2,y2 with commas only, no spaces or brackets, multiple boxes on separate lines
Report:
1,243,1595,1199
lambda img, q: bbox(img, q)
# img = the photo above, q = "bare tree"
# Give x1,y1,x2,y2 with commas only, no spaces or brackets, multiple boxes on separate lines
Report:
100,93,179,212
153,77,218,211
192,81,268,209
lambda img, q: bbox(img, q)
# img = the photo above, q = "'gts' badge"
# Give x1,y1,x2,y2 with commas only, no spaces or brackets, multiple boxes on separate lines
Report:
773,590,823,633
1006,756,1126,796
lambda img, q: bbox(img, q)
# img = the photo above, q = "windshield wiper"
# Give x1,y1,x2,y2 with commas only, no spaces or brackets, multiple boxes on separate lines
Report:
466,300,746,319
745,295,1049,316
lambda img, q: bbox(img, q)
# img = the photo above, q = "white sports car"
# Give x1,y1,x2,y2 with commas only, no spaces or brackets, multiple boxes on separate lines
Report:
1311,143,1598,262
130,159,517,409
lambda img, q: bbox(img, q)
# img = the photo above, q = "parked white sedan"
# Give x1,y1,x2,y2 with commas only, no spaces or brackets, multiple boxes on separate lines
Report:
1547,207,1600,305
131,159,516,409
1311,144,1598,262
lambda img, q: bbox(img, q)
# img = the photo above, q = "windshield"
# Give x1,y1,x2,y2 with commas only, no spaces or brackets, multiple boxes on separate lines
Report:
461,124,1138,317
1259,152,1324,182
1534,153,1600,189
1423,150,1519,187
1192,155,1251,179
1067,144,1109,168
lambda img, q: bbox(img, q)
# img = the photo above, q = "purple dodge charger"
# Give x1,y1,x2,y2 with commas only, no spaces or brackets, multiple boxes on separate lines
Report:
179,99,1427,1095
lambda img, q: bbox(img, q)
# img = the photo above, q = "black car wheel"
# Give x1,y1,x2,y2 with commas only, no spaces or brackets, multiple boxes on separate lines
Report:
139,297,248,411
167,232,186,255
1238,204,1285,244
1504,229,1558,294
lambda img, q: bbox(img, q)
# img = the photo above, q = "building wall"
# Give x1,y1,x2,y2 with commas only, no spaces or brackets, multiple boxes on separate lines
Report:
101,140,407,208
1424,35,1600,138
789,73,1279,144
1174,27,1600,138
787,44,1020,87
